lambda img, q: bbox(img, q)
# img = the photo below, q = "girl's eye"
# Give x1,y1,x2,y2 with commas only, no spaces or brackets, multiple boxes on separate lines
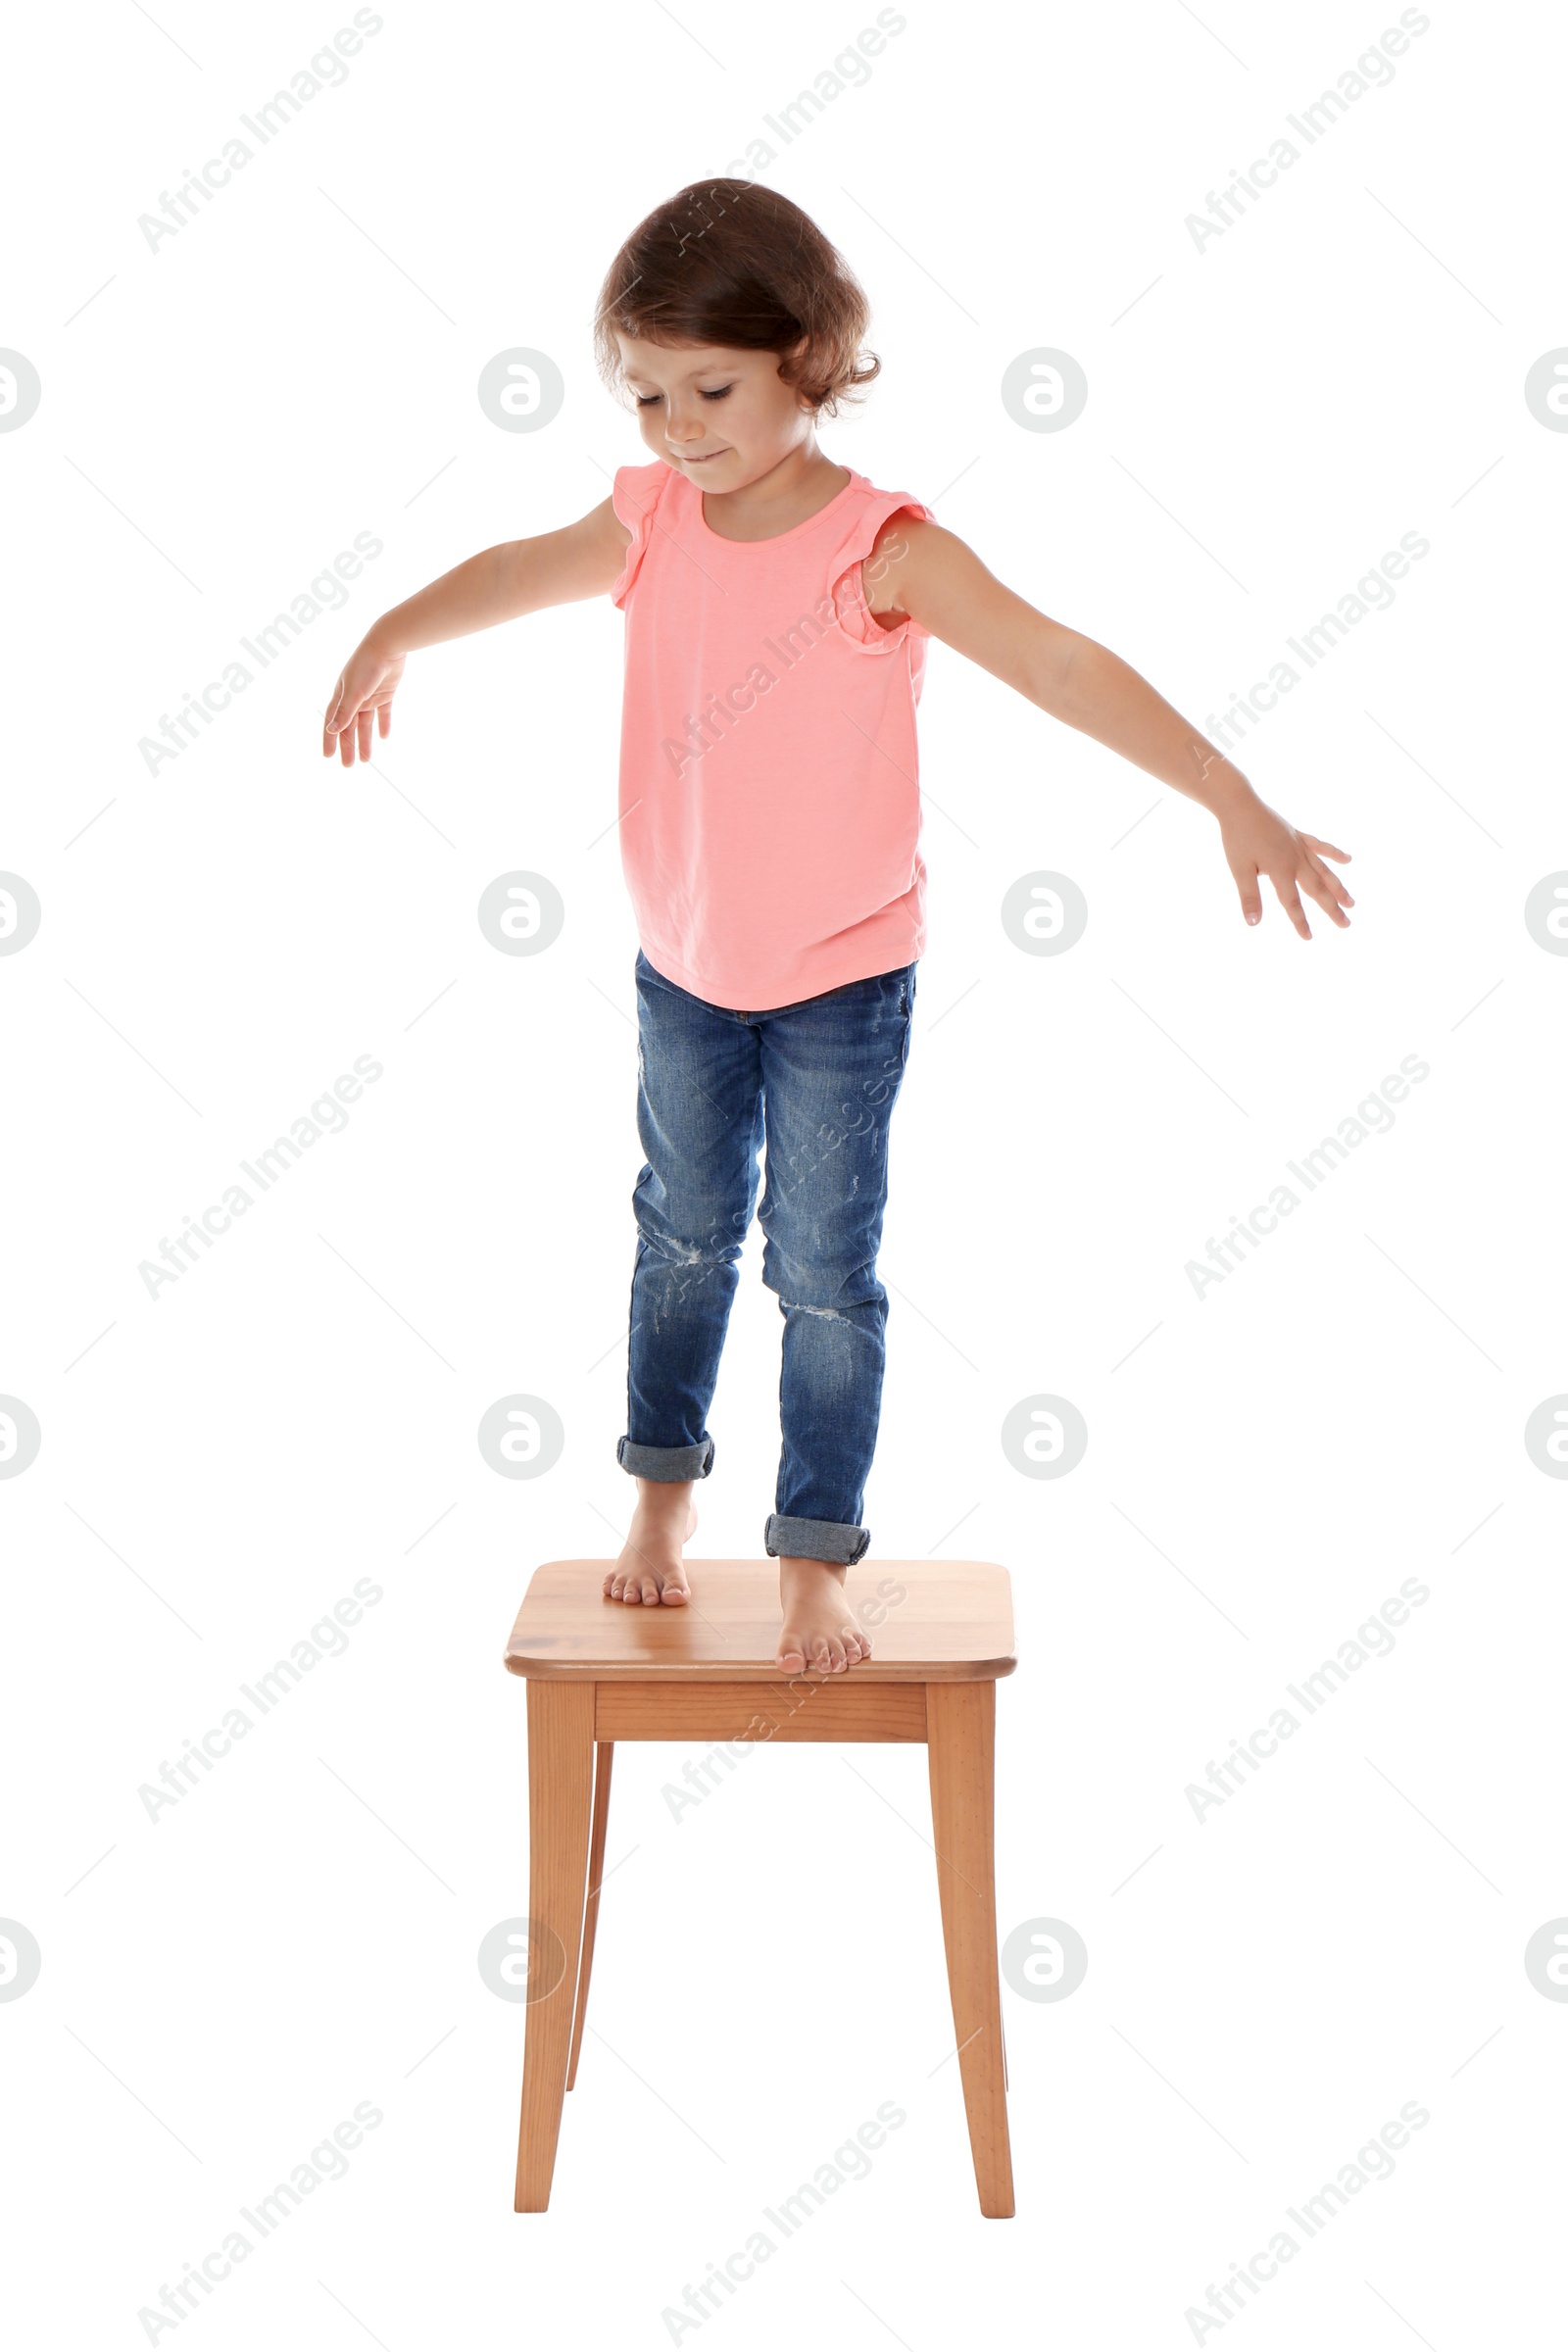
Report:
633,386,734,407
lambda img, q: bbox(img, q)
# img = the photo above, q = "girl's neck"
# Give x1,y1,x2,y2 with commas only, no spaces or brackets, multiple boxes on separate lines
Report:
698,441,851,542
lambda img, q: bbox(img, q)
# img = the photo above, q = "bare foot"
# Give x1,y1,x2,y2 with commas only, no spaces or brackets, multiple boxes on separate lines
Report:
775,1557,873,1674
604,1479,698,1605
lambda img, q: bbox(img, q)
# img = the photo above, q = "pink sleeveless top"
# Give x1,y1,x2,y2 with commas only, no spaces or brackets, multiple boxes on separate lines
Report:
609,460,936,1010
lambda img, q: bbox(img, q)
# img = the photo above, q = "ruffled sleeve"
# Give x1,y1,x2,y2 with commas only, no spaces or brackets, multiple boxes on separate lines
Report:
609,461,671,611
827,486,938,653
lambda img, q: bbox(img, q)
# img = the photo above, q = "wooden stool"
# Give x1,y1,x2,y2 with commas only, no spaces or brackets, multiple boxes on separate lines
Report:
502,1558,1017,2218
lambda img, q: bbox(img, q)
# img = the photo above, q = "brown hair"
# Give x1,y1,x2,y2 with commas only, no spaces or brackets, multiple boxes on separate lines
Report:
593,180,880,419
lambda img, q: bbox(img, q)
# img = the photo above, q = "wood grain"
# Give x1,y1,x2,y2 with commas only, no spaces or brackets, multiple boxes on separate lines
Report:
505,1560,1015,1683
594,1679,928,1742
564,1740,613,2094
514,1682,593,2212
927,1680,1014,2218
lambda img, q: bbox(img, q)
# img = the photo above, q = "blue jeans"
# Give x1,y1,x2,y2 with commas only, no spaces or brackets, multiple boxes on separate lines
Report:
616,949,917,1564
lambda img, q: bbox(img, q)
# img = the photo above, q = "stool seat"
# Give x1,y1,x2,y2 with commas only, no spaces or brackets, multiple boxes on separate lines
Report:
504,1558,1017,2220
504,1558,1016,1681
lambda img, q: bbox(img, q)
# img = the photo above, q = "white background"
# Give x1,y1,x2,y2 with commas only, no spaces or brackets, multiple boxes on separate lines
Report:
4,0,1564,2343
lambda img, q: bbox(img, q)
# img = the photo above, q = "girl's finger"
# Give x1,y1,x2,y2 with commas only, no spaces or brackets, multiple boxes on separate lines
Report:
1300,834,1351,862
378,701,392,738
339,718,357,768
1269,869,1312,939
1304,852,1354,907
1303,866,1350,927
1229,858,1263,926
357,709,372,761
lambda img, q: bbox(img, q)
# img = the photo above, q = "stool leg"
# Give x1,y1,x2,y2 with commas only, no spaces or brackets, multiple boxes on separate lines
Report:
514,1681,595,2212
566,1741,614,2091
926,1680,1015,2219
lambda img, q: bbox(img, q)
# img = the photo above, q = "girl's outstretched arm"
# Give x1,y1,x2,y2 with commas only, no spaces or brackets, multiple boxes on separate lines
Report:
864,515,1352,939
321,497,631,767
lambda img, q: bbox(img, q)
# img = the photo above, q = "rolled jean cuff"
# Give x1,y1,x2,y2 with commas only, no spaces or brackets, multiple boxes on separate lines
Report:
617,1435,714,1482
763,1513,870,1566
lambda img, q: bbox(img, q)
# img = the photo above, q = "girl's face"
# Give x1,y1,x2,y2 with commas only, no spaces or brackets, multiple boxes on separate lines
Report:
615,336,815,489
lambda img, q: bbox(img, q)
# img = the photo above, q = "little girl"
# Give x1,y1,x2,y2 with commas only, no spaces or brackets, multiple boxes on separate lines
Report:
323,179,1351,1679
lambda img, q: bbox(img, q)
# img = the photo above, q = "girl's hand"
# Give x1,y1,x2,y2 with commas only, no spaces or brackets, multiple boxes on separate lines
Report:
1218,790,1353,938
322,636,405,768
